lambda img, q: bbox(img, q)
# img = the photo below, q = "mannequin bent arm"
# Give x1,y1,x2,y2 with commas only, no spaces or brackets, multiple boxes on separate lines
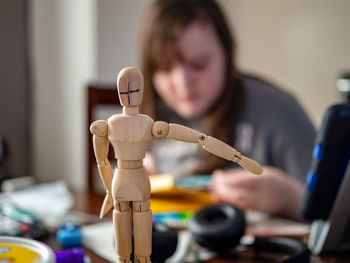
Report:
90,120,114,217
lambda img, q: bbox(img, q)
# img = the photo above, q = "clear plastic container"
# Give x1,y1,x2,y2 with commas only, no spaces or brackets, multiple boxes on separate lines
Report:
0,236,55,263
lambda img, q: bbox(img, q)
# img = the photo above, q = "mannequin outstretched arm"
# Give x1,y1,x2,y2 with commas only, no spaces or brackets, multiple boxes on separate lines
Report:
152,121,263,175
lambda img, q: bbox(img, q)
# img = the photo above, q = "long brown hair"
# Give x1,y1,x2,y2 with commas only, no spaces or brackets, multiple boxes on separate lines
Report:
139,0,243,174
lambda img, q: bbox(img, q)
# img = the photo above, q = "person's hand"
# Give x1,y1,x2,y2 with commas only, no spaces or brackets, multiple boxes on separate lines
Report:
210,167,306,220
144,152,158,175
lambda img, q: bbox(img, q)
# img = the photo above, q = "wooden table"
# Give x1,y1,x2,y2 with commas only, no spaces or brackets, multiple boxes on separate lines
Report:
43,191,350,263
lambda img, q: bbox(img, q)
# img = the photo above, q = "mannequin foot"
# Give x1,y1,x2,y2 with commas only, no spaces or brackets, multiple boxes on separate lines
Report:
134,256,151,263
117,256,131,263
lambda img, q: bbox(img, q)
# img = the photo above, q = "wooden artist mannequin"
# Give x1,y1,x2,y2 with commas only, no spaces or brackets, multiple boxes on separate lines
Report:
90,67,263,263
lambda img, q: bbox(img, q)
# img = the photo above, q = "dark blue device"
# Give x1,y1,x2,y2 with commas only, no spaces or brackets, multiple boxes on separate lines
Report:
302,74,350,220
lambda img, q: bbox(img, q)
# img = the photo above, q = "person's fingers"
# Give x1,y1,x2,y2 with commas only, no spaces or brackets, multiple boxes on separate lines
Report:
213,169,257,188
211,182,254,209
212,168,307,219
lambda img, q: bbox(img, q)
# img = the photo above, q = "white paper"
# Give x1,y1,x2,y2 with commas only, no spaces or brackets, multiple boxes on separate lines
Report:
0,180,74,217
82,221,115,262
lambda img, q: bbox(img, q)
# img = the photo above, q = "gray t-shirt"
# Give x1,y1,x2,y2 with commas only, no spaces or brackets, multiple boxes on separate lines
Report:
152,76,316,182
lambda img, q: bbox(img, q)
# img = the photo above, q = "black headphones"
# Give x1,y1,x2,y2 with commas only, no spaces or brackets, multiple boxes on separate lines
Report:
188,203,310,263
188,203,246,253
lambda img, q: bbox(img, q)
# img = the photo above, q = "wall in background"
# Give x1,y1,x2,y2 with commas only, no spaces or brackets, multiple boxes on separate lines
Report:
222,0,350,126
30,0,96,190
0,0,30,178
97,0,150,82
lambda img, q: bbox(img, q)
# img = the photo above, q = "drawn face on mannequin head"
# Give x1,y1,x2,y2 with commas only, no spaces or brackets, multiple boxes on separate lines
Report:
152,20,227,119
117,67,144,107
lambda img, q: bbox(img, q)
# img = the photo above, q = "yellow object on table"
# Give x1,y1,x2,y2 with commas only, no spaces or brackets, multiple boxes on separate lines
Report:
150,174,215,213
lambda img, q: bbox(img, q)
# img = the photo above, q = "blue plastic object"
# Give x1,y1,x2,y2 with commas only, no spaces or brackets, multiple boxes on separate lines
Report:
56,223,83,248
312,142,324,161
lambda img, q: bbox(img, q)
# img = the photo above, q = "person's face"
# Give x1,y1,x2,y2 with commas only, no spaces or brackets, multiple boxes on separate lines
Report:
152,20,226,119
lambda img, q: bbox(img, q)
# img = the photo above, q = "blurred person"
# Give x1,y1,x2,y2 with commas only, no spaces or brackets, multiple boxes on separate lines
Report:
139,0,315,220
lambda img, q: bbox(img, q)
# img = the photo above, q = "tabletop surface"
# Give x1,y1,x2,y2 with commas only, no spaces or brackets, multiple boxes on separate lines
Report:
42,191,350,263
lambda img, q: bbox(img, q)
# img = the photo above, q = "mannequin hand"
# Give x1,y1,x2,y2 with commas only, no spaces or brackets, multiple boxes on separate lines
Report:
210,167,306,221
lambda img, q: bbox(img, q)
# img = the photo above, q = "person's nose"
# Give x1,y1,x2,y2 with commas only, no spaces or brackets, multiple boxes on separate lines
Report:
171,65,194,94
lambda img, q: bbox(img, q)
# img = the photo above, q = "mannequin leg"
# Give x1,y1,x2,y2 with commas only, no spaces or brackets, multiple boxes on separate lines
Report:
114,200,132,263
133,200,152,263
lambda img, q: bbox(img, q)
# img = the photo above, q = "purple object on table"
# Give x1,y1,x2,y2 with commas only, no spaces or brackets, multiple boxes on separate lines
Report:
55,248,85,263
